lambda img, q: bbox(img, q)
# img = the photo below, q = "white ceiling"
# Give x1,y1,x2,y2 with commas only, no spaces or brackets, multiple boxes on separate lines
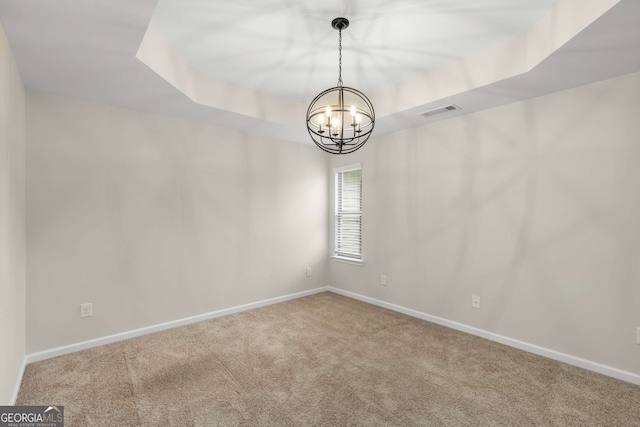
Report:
1,0,639,145
149,0,558,100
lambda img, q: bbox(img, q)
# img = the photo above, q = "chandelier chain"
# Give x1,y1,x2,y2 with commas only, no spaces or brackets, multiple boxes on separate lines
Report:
338,28,343,86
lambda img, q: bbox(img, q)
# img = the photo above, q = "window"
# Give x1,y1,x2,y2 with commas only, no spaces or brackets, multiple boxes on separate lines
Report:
334,164,362,260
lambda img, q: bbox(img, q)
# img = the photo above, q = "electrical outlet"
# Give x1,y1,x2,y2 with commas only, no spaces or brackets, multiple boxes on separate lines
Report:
306,267,312,277
80,303,93,318
636,327,640,345
471,296,480,309
380,275,387,286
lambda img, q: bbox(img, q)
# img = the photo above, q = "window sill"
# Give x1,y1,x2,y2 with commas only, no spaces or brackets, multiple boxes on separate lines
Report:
331,256,364,266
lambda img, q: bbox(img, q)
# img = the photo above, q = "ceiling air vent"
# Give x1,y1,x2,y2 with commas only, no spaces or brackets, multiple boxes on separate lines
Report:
418,104,461,118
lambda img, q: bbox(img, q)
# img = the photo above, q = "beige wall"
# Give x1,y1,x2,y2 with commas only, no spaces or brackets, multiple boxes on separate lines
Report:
20,60,640,378
329,71,640,374
26,91,328,353
0,23,26,404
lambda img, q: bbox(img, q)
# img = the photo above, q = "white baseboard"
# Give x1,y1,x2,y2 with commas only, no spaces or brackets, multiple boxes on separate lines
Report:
10,357,27,405
26,287,329,364
20,285,639,392
327,287,640,386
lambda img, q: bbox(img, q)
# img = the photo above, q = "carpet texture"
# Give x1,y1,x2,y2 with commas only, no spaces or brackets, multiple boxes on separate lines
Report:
17,292,640,426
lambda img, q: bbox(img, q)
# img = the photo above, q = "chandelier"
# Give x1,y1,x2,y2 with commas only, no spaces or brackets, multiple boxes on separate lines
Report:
306,18,375,155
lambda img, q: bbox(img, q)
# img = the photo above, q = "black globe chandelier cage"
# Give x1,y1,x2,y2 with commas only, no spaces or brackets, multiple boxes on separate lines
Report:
306,18,375,155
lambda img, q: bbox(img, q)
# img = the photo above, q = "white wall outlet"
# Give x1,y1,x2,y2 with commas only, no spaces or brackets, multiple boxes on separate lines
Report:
80,303,93,318
306,267,312,277
636,327,640,345
471,296,480,309
380,275,387,286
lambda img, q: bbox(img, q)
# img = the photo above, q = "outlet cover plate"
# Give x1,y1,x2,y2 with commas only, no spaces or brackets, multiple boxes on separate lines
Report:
306,267,312,277
80,303,93,318
471,296,480,309
380,275,387,286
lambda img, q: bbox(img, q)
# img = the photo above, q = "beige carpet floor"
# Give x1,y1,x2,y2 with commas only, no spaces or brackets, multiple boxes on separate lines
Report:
17,292,640,426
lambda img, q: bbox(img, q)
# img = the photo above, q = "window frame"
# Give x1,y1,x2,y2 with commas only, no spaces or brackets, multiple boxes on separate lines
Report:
331,163,364,265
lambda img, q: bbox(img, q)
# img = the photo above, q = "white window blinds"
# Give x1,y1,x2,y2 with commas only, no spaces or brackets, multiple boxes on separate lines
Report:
335,166,362,259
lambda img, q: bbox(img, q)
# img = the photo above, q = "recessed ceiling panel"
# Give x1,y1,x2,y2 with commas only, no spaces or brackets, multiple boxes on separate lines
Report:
149,0,559,100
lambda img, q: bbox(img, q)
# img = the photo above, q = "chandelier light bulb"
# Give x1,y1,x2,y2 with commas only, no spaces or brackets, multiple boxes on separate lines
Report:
326,106,332,118
355,113,362,124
